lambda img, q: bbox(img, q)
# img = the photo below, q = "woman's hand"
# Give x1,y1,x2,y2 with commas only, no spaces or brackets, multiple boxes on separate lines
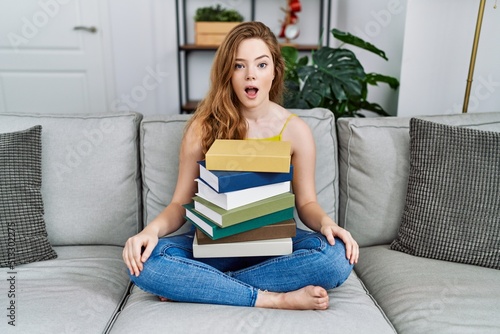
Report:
123,230,158,277
320,221,359,265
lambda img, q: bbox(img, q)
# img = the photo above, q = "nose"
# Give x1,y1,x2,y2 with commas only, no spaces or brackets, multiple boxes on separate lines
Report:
246,70,255,80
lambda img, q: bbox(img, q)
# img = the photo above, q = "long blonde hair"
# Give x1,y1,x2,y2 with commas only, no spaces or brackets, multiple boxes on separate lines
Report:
186,21,285,154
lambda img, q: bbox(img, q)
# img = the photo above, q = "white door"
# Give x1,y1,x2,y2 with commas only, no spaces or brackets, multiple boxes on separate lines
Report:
0,0,111,114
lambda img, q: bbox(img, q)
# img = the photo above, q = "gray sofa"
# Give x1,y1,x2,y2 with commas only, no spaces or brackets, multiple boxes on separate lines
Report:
1,108,499,334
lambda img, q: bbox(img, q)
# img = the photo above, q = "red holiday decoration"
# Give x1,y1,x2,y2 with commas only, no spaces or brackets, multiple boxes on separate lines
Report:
279,0,301,43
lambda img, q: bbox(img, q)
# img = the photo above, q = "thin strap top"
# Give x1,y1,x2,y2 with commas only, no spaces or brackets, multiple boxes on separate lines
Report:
248,114,297,141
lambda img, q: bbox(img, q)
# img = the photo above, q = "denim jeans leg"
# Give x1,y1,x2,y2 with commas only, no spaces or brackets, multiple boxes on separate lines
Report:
228,228,354,292
130,232,259,307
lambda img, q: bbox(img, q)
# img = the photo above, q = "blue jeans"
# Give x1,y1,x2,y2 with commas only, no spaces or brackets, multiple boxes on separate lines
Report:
130,228,353,307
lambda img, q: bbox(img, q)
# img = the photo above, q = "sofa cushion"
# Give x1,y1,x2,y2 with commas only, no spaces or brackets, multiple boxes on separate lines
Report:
337,112,500,247
140,114,189,233
290,108,339,225
391,118,500,269
355,245,500,334
0,126,57,267
0,245,130,334
0,113,142,246
108,271,396,334
140,108,339,232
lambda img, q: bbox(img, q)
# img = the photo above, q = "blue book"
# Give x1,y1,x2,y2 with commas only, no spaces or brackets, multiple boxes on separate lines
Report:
198,160,293,193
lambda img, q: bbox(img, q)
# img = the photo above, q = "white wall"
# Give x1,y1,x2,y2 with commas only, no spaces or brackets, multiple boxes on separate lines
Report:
107,0,179,115
397,0,500,117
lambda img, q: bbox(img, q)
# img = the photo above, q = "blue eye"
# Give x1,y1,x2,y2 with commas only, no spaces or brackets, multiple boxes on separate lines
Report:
235,63,244,69
258,63,267,68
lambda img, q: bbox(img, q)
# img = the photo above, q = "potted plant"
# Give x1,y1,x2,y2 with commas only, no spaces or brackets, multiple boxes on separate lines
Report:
194,5,244,46
282,29,400,119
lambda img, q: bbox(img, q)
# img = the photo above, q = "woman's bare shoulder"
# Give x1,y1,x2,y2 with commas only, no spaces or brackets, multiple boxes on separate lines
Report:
184,118,203,139
181,119,204,156
284,112,311,133
281,110,314,150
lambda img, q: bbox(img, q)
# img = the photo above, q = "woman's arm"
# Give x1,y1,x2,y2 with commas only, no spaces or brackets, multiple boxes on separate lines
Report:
283,116,359,264
123,122,204,276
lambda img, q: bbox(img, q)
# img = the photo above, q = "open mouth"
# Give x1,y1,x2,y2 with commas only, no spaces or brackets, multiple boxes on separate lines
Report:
245,86,259,97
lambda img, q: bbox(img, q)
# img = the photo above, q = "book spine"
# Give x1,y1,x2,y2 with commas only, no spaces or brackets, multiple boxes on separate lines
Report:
193,193,295,227
206,156,290,173
196,178,291,210
201,164,294,193
193,235,293,258
195,219,296,244
205,140,291,173
185,205,295,240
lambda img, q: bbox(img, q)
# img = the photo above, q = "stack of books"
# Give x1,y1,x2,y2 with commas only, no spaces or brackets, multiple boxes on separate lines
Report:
184,139,297,258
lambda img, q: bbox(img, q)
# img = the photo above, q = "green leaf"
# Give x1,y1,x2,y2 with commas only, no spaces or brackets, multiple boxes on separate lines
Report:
331,28,388,61
282,29,397,120
365,73,400,89
310,47,366,100
297,56,309,66
352,101,391,116
281,46,300,83
283,81,300,107
194,5,243,22
281,46,299,64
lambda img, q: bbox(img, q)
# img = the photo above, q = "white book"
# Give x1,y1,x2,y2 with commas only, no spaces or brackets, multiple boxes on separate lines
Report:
192,235,293,258
195,178,291,210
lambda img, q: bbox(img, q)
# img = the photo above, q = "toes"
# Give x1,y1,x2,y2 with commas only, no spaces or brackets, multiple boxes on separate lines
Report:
309,285,328,298
314,299,329,310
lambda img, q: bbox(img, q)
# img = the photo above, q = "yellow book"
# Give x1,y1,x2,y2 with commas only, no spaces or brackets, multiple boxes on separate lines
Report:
205,139,291,173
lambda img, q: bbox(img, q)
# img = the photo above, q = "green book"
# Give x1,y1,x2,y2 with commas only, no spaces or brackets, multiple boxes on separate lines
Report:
184,203,294,240
192,192,295,228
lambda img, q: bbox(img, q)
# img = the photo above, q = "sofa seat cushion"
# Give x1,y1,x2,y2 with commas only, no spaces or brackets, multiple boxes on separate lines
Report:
0,245,130,334
355,245,500,334
109,272,396,334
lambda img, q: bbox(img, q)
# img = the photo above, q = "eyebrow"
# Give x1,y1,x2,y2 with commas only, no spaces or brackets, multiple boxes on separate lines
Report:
235,55,271,62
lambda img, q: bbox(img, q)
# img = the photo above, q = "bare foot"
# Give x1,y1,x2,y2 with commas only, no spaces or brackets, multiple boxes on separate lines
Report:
158,296,175,302
254,285,329,310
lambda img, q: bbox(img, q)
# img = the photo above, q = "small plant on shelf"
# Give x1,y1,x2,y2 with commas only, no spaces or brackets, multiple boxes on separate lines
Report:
282,29,400,119
194,5,244,46
194,4,244,22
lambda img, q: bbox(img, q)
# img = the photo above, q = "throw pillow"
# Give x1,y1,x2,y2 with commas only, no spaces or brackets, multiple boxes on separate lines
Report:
391,118,500,270
0,125,57,268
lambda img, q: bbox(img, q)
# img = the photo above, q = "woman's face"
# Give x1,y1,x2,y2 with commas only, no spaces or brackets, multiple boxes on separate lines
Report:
231,38,275,111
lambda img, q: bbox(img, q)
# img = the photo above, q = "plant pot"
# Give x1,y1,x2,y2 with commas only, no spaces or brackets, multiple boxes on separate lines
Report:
195,22,240,46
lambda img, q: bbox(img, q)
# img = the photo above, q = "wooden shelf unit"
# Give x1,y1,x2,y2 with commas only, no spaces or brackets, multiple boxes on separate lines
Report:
176,0,328,114
180,44,320,52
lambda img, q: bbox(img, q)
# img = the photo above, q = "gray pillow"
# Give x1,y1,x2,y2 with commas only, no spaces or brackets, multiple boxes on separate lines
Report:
391,118,500,270
0,126,57,268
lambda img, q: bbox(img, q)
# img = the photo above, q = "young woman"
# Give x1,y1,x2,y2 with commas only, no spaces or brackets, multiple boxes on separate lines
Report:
123,21,358,310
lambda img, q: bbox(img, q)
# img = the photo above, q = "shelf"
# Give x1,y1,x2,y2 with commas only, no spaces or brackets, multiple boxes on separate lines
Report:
280,44,320,51
176,0,327,114
181,100,201,113
180,44,221,51
180,44,320,52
